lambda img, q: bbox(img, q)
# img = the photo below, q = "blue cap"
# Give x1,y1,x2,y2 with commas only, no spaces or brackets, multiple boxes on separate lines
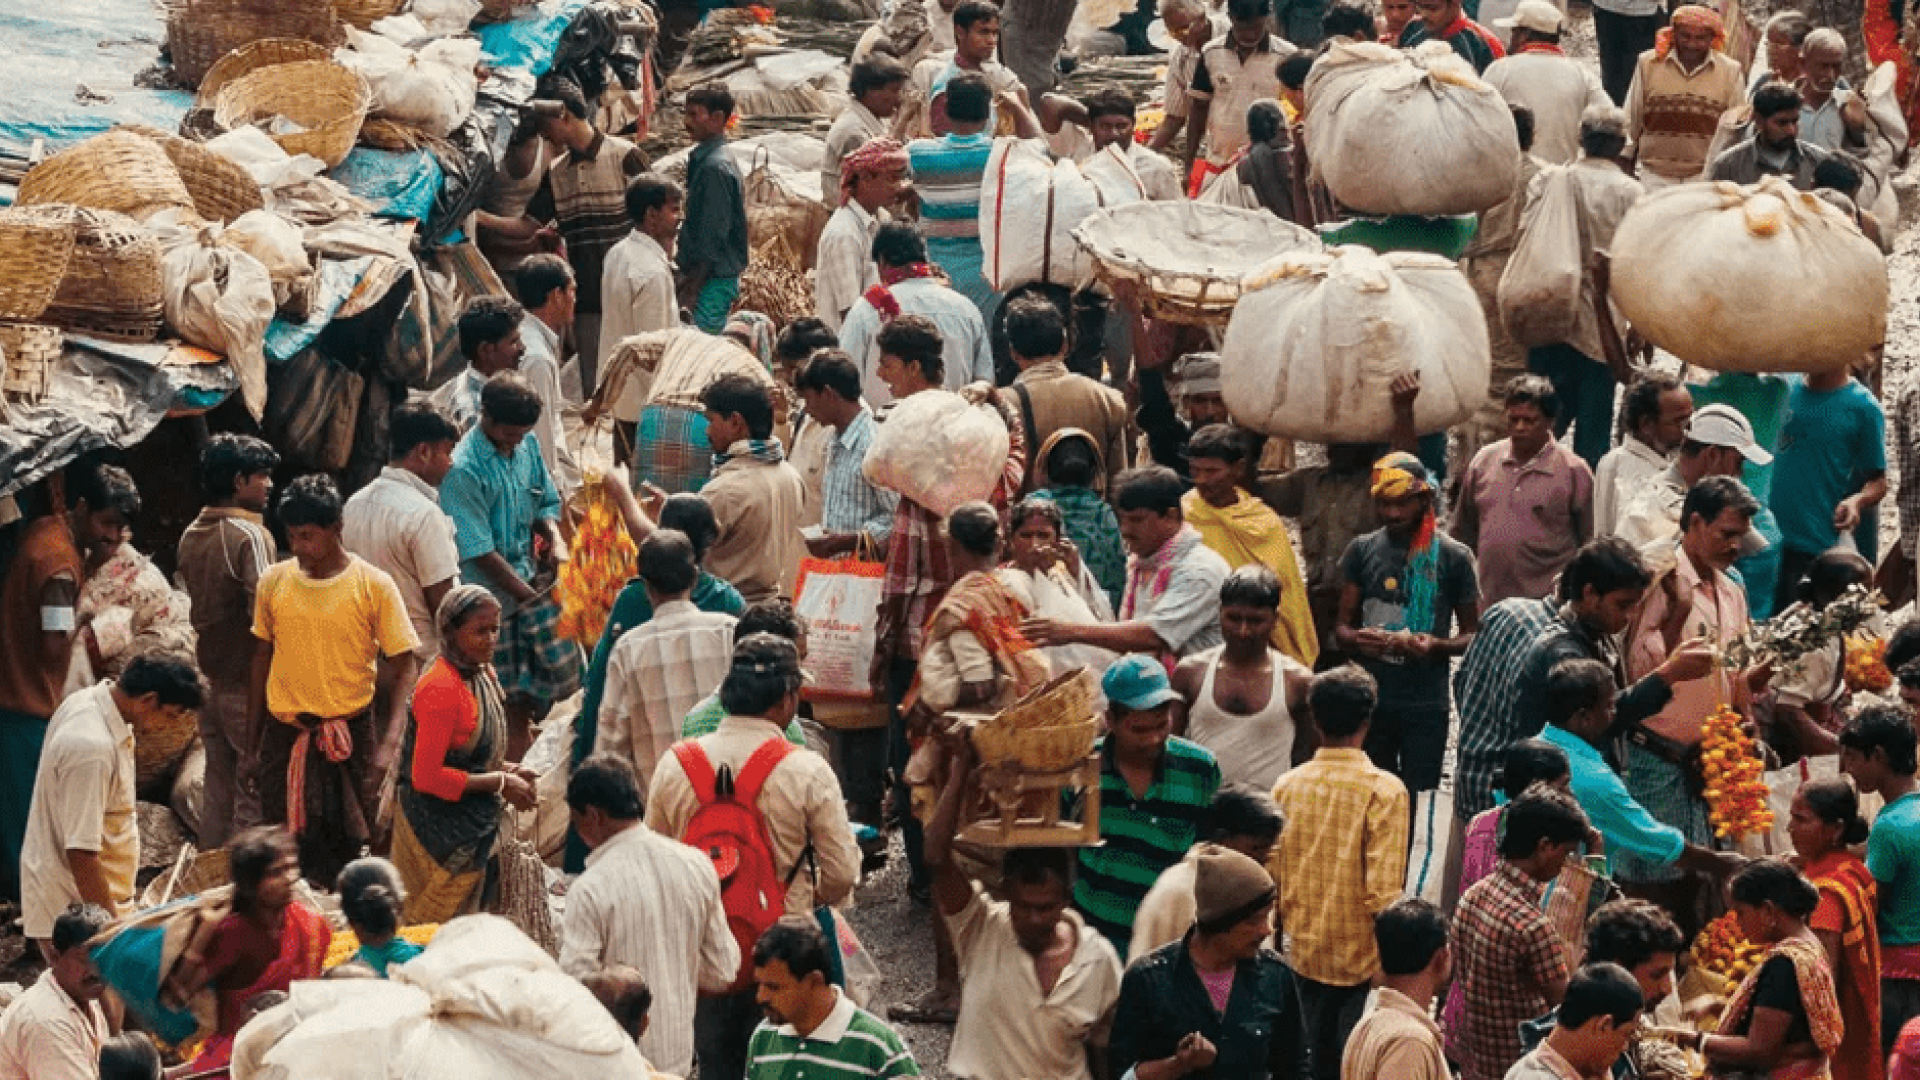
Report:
1103,654,1182,711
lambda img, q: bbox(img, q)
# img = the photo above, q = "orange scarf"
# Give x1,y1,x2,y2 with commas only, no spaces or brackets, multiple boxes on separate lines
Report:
1806,852,1884,1080
1719,934,1844,1074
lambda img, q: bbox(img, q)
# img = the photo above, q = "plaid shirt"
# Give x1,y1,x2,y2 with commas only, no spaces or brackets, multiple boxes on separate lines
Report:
821,408,897,546
1453,597,1560,820
878,391,1024,658
1271,748,1410,987
1449,862,1572,1080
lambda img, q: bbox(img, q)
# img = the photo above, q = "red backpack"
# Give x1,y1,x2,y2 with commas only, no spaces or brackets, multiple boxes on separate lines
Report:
673,738,799,992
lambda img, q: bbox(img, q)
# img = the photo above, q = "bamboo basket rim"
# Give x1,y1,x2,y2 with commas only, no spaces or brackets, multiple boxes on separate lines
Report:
0,322,63,403
212,60,372,170
14,205,167,342
166,0,343,89
14,130,197,222
193,37,336,107
0,211,79,324
113,125,265,224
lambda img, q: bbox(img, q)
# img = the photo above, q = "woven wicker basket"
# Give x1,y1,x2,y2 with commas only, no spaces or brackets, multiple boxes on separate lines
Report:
115,126,265,224
1072,201,1319,328
16,206,166,343
193,37,335,106
14,131,196,223
0,324,62,404
0,209,78,323
134,707,201,789
166,0,343,89
213,60,370,169
334,0,406,29
971,667,1100,773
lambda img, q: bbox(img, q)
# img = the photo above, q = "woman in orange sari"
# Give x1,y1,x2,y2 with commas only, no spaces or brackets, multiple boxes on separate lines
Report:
1685,859,1844,1080
1790,778,1882,1080
165,827,331,1075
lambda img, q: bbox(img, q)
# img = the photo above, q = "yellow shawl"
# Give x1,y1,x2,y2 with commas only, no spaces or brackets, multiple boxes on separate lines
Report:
1182,489,1320,667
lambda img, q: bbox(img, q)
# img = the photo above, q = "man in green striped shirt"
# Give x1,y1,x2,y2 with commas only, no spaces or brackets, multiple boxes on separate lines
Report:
746,921,920,1080
1075,655,1224,956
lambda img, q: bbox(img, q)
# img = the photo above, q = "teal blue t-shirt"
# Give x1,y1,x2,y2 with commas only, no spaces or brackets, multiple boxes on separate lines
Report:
1770,376,1885,561
1869,792,1920,946
1688,372,1790,504
356,936,423,976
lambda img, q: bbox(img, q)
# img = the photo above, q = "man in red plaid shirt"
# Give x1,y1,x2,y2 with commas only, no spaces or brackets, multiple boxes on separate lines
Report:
1449,783,1589,1080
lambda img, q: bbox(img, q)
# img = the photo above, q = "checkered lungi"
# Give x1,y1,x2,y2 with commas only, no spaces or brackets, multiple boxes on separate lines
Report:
494,593,582,705
1613,742,1713,885
634,403,712,495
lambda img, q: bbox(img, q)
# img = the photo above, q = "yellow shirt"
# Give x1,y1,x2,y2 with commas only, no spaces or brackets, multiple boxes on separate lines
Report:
1272,747,1410,986
253,556,419,721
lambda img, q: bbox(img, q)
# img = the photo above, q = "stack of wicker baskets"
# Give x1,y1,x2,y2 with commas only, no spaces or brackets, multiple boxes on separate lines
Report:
14,131,196,223
166,0,343,89
211,59,372,169
0,208,77,406
10,205,166,344
971,666,1100,774
115,126,265,225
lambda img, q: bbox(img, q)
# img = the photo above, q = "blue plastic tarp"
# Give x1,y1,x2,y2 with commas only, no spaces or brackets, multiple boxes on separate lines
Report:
477,0,595,76
266,255,378,363
0,0,193,148
330,147,445,221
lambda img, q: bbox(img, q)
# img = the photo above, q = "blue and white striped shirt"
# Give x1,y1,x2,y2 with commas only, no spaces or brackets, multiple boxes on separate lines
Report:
821,407,897,545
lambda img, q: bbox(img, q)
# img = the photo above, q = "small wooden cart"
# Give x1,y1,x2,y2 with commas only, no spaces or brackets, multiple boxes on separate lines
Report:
957,667,1103,849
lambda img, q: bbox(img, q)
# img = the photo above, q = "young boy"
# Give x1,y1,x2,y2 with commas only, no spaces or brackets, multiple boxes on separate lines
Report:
1507,964,1647,1080
1840,705,1920,1053
678,83,749,332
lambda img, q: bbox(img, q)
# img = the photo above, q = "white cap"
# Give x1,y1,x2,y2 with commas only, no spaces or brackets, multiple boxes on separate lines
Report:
1687,403,1773,465
1495,0,1563,33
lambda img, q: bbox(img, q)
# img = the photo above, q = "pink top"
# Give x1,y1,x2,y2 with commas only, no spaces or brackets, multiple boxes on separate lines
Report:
1198,967,1235,1014
1625,552,1748,745
1450,437,1594,611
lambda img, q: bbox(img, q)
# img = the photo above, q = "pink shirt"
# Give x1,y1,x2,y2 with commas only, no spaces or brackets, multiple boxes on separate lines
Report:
1451,438,1594,610
1625,551,1748,745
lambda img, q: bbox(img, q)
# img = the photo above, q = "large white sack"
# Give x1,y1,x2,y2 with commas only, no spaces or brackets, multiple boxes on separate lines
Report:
1497,164,1584,348
1221,245,1489,443
237,915,649,1080
1304,40,1519,216
979,138,1103,291
156,214,275,420
1609,177,1887,373
335,29,481,139
863,390,1011,516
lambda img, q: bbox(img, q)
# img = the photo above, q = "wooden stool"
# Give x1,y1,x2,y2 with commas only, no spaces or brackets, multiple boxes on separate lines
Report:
958,753,1102,849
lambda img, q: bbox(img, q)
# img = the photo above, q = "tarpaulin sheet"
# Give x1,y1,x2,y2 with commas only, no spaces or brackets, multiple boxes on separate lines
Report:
477,0,596,77
266,255,378,363
330,148,445,221
0,0,193,148
0,339,237,500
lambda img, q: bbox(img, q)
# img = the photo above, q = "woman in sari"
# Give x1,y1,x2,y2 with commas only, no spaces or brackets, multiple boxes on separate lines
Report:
392,585,537,924
1789,778,1881,1080
167,827,330,1075
1682,859,1844,1079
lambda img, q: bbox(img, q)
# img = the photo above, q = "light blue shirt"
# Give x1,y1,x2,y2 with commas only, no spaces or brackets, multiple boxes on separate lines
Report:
838,277,995,408
1538,723,1686,870
441,425,561,607
820,407,897,544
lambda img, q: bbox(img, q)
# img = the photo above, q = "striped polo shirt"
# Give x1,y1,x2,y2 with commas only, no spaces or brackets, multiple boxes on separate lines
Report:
1075,735,1222,956
746,988,921,1079
906,132,993,242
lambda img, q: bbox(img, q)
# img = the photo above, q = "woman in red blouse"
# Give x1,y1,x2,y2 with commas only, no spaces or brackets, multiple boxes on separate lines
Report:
390,584,536,923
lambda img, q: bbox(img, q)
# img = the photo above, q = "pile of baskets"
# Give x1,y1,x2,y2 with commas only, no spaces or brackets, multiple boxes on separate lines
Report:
971,667,1100,774
0,208,78,406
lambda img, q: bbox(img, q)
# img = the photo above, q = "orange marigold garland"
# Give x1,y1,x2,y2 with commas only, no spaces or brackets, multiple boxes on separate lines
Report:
1845,635,1893,693
1700,704,1771,840
555,479,635,647
1692,910,1760,983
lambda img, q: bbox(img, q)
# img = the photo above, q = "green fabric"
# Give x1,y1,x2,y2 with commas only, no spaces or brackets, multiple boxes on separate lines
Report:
1074,735,1222,956
681,692,807,746
745,998,922,1078
356,937,423,976
1036,486,1126,612
1317,214,1480,260
692,276,741,333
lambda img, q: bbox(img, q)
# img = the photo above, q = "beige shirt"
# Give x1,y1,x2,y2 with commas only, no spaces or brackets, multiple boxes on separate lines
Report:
646,715,861,916
600,229,682,422
1482,51,1611,165
1594,436,1669,538
895,54,1024,141
1188,34,1297,166
1625,50,1746,182
1001,360,1129,491
558,823,740,1077
947,884,1123,1080
0,971,110,1080
789,416,837,528
821,100,888,202
814,202,884,333
1128,855,1199,964
20,683,137,939
598,601,738,797
341,466,461,663
1339,988,1450,1080
702,449,808,603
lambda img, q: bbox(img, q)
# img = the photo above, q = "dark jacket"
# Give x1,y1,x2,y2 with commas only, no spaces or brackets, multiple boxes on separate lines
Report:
1109,937,1310,1080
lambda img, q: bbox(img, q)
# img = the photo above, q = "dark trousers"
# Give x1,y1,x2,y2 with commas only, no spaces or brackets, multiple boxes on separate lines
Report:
831,725,889,819
887,657,928,890
1885,977,1920,1057
1529,343,1616,471
0,714,49,903
694,988,760,1080
259,709,379,885
1362,702,1450,793
196,683,261,850
1594,6,1667,104
1296,975,1371,1080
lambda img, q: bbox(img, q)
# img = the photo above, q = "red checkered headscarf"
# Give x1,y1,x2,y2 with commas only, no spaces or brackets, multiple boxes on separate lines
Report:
839,136,909,206
1655,4,1727,58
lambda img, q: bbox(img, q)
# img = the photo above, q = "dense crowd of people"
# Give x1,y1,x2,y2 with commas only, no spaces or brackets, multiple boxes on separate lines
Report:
2,0,1918,1073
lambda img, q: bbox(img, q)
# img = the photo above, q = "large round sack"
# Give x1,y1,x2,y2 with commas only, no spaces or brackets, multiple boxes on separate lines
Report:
863,389,1011,516
1304,40,1519,217
1609,177,1887,373
979,138,1105,292
1221,245,1490,443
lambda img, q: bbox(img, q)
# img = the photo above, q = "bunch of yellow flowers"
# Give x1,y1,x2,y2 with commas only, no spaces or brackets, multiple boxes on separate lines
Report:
1700,704,1772,840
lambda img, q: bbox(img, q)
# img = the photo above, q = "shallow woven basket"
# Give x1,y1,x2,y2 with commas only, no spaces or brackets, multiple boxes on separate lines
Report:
0,323,62,403
167,0,343,89
972,667,1100,773
193,37,335,106
134,706,201,789
0,209,78,323
1072,200,1319,327
15,206,166,343
115,125,265,224
14,131,196,223
213,60,370,169
334,0,406,29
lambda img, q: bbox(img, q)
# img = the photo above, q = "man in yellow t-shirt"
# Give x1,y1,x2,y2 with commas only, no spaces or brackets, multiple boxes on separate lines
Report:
251,475,419,882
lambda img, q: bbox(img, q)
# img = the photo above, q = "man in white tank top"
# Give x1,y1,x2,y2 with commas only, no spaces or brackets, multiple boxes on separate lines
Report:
1170,565,1313,791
